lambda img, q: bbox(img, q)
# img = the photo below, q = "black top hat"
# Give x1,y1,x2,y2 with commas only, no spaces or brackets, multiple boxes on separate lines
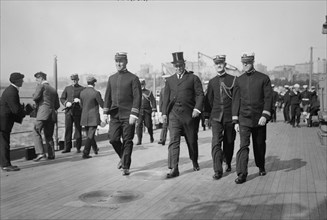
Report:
171,52,186,64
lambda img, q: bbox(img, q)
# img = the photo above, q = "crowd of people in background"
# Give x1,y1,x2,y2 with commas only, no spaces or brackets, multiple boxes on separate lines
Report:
0,51,321,186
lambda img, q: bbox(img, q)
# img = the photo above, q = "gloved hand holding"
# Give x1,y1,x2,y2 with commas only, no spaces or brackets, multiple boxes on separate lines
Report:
129,115,137,125
258,116,267,126
192,109,200,118
73,98,80,103
152,112,156,118
66,102,72,108
234,123,240,132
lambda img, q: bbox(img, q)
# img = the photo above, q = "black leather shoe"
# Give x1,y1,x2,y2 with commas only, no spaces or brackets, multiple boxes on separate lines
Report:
94,148,99,155
259,168,266,176
34,154,46,161
150,136,154,143
225,165,232,172
47,156,55,160
136,142,142,145
76,149,81,153
82,155,92,159
117,161,122,169
167,168,179,178
235,177,246,184
2,166,20,171
122,169,130,176
158,141,165,145
212,173,222,180
62,150,71,153
192,161,200,171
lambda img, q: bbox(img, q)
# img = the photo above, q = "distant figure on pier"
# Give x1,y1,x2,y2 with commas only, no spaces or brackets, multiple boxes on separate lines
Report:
80,76,104,159
232,52,272,184
103,52,142,176
289,84,301,128
136,78,157,145
32,72,60,161
60,74,85,153
271,84,279,122
162,52,204,178
282,85,291,123
0,72,26,171
158,74,170,146
204,55,236,180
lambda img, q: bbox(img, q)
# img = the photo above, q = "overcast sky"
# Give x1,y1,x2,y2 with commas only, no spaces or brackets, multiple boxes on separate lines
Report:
1,0,326,81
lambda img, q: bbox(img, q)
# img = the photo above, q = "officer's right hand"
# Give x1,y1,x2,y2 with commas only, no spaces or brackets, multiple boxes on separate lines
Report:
234,123,240,132
66,102,72,108
162,115,167,124
129,116,137,125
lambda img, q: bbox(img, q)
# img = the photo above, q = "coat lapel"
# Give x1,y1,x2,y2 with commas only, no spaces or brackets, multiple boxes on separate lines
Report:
177,71,189,86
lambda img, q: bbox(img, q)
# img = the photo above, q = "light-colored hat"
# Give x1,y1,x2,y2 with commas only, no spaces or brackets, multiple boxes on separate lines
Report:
284,85,289,88
241,52,255,63
294,84,300,88
213,55,226,64
303,85,308,89
139,78,146,85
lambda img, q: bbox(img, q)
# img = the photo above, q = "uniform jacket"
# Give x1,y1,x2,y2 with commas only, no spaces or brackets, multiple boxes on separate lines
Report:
272,91,279,107
162,70,204,117
283,90,291,106
0,85,25,132
140,88,157,115
299,90,311,105
80,86,104,126
232,70,272,127
204,72,236,123
33,82,60,121
289,90,301,105
60,84,85,115
103,70,142,119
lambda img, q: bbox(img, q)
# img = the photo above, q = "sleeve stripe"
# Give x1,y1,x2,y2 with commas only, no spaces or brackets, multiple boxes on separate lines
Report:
263,110,271,116
232,116,239,120
131,108,139,113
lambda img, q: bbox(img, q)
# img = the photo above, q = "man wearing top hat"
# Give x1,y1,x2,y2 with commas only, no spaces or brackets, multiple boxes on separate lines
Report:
60,74,85,153
33,72,60,161
80,76,104,159
0,72,27,171
232,52,272,184
162,52,204,178
204,55,237,180
103,52,142,176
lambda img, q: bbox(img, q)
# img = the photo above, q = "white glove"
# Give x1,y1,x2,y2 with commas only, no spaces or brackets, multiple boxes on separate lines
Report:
234,123,240,132
66,102,72,107
73,98,80,103
152,112,156,118
129,115,137,125
258,116,267,126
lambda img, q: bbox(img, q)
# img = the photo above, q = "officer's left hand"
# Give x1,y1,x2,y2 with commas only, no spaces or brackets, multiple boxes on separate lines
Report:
73,98,80,103
258,116,267,126
129,116,137,125
192,110,200,118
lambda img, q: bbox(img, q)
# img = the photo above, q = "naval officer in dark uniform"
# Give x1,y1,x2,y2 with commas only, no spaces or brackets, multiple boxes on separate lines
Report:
162,52,204,178
103,52,142,176
204,55,237,180
232,52,272,184
60,74,85,153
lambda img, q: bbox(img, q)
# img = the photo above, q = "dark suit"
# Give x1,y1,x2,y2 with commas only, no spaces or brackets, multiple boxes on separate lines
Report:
80,86,104,156
232,69,272,179
159,86,168,144
271,90,279,122
289,90,301,126
0,85,25,167
162,71,204,169
60,84,85,151
205,73,236,174
283,90,291,122
104,70,142,169
136,88,157,143
33,82,60,157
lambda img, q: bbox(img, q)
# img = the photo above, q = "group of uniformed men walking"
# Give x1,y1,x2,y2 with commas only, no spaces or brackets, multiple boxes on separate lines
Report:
1,51,275,184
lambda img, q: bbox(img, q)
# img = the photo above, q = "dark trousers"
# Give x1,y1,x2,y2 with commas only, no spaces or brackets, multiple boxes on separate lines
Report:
211,120,236,174
159,122,168,143
64,113,82,150
290,104,301,126
283,104,290,122
83,126,98,156
167,109,199,169
109,117,135,169
236,125,267,178
136,112,153,143
271,106,277,122
0,131,12,167
33,119,55,157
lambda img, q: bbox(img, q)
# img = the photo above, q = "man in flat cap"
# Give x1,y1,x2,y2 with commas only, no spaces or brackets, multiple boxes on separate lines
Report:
289,84,301,128
204,54,237,180
103,52,142,176
283,85,291,123
80,76,104,159
158,74,171,145
232,52,272,184
60,74,85,153
32,72,60,161
0,72,27,171
135,78,157,145
162,52,204,178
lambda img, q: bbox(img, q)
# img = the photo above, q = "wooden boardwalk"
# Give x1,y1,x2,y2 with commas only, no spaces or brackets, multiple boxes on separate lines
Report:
1,112,326,220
